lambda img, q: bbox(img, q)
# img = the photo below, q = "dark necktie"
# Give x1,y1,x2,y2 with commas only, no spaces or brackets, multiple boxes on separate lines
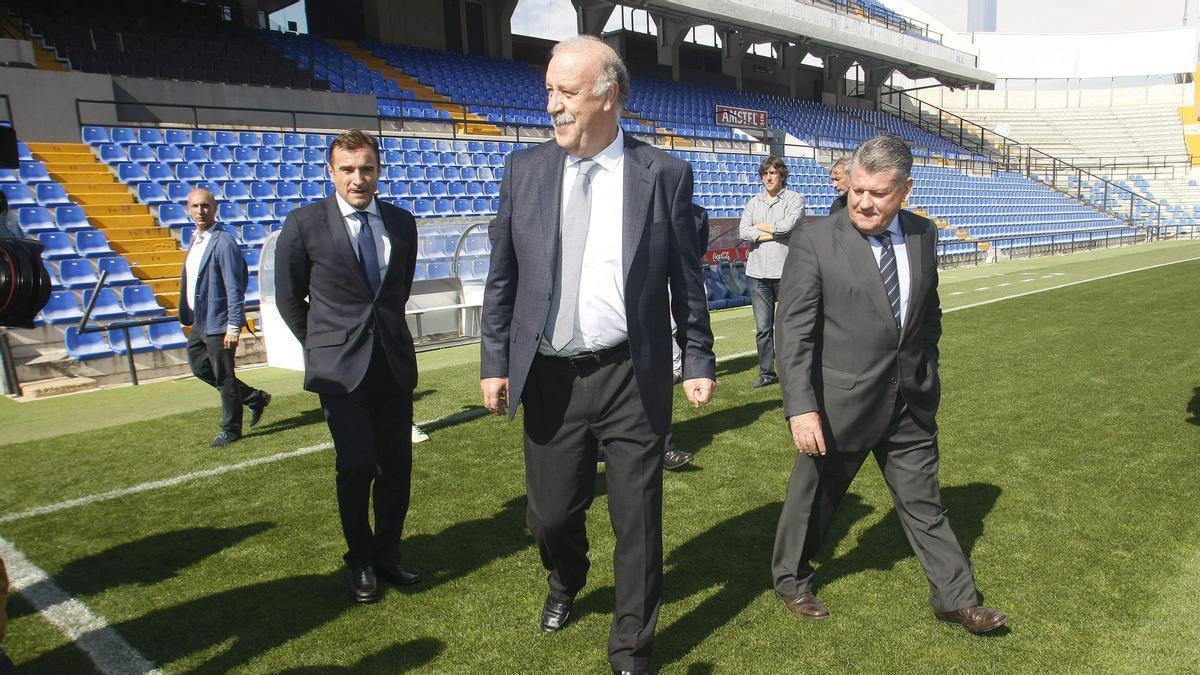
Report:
547,159,599,351
874,233,902,330
353,211,382,295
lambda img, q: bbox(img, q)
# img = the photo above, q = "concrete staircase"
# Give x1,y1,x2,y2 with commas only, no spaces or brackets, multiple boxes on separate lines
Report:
27,142,183,311
330,39,503,137
2,15,66,71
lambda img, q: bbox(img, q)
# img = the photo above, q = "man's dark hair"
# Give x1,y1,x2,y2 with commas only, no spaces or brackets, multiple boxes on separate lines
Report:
759,155,788,184
328,128,381,165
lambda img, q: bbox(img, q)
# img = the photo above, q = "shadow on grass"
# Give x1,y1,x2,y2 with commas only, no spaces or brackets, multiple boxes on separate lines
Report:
715,354,758,380
674,400,782,459
274,637,443,674
1187,387,1200,425
816,482,1002,591
404,495,532,590
19,570,369,674
46,523,274,597
653,496,870,668
253,407,325,435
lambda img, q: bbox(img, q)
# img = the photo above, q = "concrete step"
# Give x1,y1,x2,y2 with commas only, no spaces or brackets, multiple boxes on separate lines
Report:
44,162,109,173
89,213,156,229
83,204,151,217
19,376,98,398
95,226,167,240
122,249,186,265
157,291,180,309
131,263,181,280
57,179,121,191
55,175,121,187
74,193,136,206
35,152,96,163
26,142,88,153
145,278,181,294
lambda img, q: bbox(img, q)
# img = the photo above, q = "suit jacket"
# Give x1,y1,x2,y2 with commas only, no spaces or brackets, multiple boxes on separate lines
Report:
829,193,848,214
775,208,941,454
481,136,716,435
178,224,247,336
275,195,419,395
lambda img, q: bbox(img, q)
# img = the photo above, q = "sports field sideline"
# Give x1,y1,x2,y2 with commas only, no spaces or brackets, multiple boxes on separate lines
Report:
2,239,1199,673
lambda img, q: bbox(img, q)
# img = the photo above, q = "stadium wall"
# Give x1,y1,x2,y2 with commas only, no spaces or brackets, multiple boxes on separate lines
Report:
917,82,1194,110
0,67,377,141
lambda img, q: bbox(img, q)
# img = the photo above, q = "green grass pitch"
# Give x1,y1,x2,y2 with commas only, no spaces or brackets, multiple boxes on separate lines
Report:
2,239,1199,673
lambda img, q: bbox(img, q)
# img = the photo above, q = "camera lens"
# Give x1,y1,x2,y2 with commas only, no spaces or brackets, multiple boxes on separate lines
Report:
0,238,52,328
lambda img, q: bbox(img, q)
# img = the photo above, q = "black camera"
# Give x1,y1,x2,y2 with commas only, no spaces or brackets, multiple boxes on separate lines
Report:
0,237,52,328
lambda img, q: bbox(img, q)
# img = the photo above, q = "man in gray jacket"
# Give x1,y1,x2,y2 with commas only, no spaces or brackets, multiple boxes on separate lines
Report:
739,155,805,389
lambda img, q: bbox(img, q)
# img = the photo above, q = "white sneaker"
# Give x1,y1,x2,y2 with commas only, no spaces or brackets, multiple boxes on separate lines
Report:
411,424,429,443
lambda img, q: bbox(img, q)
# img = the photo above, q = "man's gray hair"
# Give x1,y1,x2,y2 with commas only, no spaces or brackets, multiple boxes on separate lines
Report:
830,157,848,171
552,35,630,109
848,135,912,182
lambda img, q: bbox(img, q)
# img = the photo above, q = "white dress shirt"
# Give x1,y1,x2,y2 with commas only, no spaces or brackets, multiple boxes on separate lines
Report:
867,214,911,330
184,226,239,336
335,193,390,280
544,130,626,355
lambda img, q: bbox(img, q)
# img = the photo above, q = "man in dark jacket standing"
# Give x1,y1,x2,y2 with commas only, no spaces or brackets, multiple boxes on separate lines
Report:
178,188,271,448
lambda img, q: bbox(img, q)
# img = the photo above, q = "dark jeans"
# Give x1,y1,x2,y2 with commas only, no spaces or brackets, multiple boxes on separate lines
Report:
750,276,781,378
186,329,266,437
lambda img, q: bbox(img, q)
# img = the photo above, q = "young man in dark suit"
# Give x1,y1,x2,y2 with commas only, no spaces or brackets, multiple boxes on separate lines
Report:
178,188,271,448
480,36,716,675
275,129,421,604
772,135,1006,633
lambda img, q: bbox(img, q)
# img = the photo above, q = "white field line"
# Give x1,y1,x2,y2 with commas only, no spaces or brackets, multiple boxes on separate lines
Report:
0,536,163,675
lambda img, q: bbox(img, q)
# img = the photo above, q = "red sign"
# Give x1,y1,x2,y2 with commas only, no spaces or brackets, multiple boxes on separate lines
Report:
715,105,768,128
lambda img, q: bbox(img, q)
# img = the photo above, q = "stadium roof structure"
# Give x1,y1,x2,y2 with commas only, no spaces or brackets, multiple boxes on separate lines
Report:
623,0,996,89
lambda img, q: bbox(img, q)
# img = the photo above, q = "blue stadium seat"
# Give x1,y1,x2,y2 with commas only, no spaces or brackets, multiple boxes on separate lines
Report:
300,181,326,200
148,322,188,350
223,182,252,203
83,126,111,145
97,144,128,163
201,163,229,181
109,127,138,145
16,207,56,234
179,225,196,248
228,163,254,181
273,201,299,219
245,201,274,223
65,326,115,360
110,326,156,356
82,288,126,320
137,182,170,205
97,257,139,286
276,181,301,200
144,162,175,183
245,275,261,304
240,223,268,246
37,231,75,259
55,206,91,232
254,164,279,181
218,203,247,223
2,183,35,206
75,230,115,258
39,290,84,325
278,164,303,181
157,203,190,228
116,163,150,184
138,128,165,145
280,148,304,164
121,285,163,316
58,258,99,289
127,144,155,163
242,247,261,271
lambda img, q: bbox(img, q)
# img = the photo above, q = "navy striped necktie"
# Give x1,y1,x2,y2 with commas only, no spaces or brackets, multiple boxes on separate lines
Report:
874,233,901,330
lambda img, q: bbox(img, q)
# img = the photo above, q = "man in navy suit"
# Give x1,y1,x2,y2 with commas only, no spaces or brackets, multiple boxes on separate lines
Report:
481,36,716,675
178,188,271,448
275,129,421,604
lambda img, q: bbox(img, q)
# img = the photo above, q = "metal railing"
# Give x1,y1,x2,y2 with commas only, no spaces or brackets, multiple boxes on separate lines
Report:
880,89,1164,230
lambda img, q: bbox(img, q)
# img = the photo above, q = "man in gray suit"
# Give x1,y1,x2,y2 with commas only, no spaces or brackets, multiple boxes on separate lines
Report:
481,36,716,675
771,135,1006,633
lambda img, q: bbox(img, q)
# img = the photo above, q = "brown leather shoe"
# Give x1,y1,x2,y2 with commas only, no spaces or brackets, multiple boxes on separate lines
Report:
778,591,829,619
934,606,1007,633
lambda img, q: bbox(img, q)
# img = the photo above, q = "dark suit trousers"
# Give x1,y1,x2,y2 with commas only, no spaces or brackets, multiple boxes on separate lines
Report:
771,398,980,613
319,342,414,568
523,348,664,672
186,330,265,436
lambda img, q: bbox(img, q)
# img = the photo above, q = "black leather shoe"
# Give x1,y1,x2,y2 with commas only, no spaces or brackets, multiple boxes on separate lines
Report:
540,594,573,632
663,448,694,471
376,561,421,586
613,669,651,675
350,565,382,604
249,391,271,429
750,374,779,389
209,431,240,448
